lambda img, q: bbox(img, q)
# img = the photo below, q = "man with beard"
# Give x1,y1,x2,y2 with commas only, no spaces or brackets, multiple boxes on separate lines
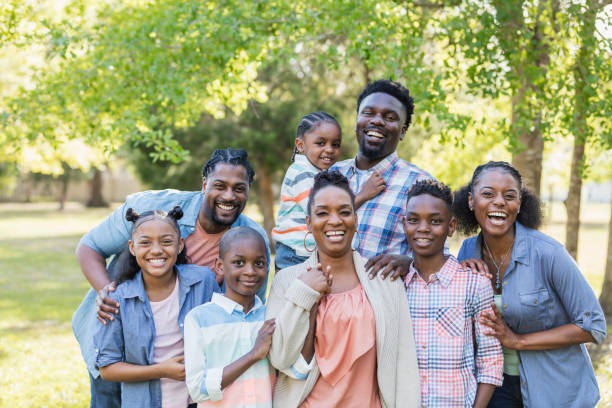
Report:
72,148,270,408
332,79,433,277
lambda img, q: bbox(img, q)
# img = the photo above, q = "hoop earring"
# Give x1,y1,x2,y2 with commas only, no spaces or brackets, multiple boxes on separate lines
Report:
352,230,362,251
303,232,316,253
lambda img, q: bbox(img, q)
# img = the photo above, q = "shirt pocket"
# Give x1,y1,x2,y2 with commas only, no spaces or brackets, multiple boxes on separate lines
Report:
519,289,551,329
435,307,464,338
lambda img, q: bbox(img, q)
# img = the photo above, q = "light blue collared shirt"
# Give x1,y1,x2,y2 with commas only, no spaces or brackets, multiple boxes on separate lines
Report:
94,264,220,408
458,222,606,408
73,189,271,377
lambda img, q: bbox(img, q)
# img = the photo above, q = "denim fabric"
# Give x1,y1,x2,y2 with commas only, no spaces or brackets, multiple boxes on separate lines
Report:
72,189,271,380
274,242,309,272
93,264,220,408
89,371,121,408
488,374,523,408
458,222,606,408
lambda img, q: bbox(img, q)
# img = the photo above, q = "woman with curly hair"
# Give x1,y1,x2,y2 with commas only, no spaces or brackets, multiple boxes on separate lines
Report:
454,161,606,408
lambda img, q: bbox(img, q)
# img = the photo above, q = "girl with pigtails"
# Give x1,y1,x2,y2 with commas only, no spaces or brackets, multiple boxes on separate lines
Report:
94,206,220,408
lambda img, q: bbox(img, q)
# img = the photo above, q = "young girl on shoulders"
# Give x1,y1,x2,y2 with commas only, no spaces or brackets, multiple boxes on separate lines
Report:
272,111,385,271
94,206,220,408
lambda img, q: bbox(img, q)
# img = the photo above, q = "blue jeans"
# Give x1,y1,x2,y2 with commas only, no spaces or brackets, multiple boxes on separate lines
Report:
488,374,523,408
89,372,121,408
275,242,309,272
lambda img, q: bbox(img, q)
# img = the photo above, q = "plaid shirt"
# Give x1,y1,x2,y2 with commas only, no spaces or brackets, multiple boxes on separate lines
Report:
332,152,433,259
405,256,503,408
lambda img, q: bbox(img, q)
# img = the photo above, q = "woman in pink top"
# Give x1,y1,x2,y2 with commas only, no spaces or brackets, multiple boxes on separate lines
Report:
266,171,420,408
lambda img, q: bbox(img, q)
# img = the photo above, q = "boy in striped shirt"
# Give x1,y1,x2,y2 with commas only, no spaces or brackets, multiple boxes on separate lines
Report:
184,226,276,407
402,180,503,408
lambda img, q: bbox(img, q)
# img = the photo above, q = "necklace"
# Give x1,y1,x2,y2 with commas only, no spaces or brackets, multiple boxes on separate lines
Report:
483,237,514,292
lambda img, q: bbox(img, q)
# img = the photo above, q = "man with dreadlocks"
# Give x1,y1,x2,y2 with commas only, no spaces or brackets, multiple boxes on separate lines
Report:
72,148,270,408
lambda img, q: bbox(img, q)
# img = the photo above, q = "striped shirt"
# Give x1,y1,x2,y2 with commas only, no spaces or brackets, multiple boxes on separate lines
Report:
272,154,319,256
332,152,432,259
405,256,503,408
184,293,275,407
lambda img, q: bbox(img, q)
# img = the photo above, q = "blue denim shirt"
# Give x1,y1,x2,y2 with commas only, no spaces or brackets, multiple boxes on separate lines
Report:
73,189,270,377
458,222,606,408
93,264,220,408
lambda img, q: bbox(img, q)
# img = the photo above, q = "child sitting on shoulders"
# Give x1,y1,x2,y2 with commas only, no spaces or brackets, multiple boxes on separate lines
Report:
272,111,385,271
402,180,503,408
94,206,220,408
184,226,276,407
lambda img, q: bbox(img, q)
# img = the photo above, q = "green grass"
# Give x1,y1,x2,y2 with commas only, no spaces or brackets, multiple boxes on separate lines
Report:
0,201,610,407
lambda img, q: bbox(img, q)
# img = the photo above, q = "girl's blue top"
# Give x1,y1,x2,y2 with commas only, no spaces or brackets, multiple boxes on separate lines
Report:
93,264,221,408
458,222,606,408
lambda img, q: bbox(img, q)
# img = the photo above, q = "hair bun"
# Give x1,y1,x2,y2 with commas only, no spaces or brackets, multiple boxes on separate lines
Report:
167,206,184,221
125,208,140,222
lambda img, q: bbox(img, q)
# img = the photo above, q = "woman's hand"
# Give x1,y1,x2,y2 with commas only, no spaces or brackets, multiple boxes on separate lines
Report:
298,263,332,299
250,319,276,361
96,281,119,324
480,303,522,349
460,258,493,279
158,355,186,381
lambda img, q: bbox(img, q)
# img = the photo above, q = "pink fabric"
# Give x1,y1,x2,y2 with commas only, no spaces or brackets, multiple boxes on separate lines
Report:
150,278,190,408
301,284,381,408
185,220,224,276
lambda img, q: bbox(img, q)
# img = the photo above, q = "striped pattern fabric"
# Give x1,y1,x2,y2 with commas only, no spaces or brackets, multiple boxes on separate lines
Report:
405,256,503,408
271,154,320,256
332,152,432,259
184,293,275,408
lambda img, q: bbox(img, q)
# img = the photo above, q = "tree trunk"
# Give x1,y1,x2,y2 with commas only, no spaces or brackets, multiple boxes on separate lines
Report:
511,115,544,196
87,168,108,207
563,2,598,260
254,162,276,252
58,174,69,211
599,202,612,316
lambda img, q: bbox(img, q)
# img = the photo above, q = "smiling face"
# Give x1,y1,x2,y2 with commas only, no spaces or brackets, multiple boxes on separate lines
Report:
295,121,342,170
468,169,521,239
355,92,407,164
306,185,357,258
129,218,184,280
404,194,455,259
216,235,267,303
201,163,249,228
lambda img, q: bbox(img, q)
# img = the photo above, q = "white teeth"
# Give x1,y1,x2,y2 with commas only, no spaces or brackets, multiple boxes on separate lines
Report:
148,258,166,266
325,231,345,242
488,212,507,218
415,238,431,244
325,231,344,236
366,130,384,139
217,203,235,211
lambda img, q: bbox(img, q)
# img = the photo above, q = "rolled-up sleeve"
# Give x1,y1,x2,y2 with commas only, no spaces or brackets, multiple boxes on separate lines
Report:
473,277,504,386
94,295,125,369
549,246,607,344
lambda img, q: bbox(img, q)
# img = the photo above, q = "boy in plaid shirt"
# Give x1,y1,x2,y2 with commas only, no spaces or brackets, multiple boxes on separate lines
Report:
402,180,503,408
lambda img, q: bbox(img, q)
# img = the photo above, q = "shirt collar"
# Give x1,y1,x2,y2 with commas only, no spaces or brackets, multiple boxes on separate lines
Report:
405,256,459,288
211,292,263,315
120,271,148,301
348,151,399,176
294,154,321,173
180,192,203,228
475,222,530,266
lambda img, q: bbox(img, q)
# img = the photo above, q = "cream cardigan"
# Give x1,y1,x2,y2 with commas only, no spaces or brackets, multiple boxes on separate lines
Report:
265,251,420,408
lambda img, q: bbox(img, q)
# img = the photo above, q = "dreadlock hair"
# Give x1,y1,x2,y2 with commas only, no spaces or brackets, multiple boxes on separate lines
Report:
115,206,188,284
453,161,543,236
306,170,356,217
218,226,267,260
201,148,255,184
406,179,453,210
292,111,341,162
356,79,415,129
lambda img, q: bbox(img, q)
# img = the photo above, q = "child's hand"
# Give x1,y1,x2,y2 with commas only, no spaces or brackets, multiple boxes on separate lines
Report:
250,319,276,361
359,172,385,201
299,263,333,299
159,355,186,381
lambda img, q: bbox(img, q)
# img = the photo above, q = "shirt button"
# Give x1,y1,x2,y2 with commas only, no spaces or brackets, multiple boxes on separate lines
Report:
522,380,526,386
504,281,508,286
503,304,507,308
586,312,591,316
179,323,184,327
533,299,538,304
421,344,427,349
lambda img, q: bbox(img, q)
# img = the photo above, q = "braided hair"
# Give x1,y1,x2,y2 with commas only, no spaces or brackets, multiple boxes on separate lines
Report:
292,112,341,161
306,170,356,216
115,206,188,283
453,161,543,235
202,148,255,184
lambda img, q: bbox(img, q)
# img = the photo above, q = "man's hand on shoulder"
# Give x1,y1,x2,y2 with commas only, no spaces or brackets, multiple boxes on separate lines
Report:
96,282,120,324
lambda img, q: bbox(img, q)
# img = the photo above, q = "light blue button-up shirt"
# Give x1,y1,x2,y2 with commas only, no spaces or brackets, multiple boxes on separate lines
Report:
458,222,606,408
72,189,271,378
94,264,221,408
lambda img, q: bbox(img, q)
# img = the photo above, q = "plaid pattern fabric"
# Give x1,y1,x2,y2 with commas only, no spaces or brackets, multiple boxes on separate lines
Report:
405,256,503,408
332,153,432,259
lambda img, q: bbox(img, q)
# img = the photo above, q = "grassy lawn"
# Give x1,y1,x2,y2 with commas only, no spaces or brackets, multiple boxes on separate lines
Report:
0,201,610,407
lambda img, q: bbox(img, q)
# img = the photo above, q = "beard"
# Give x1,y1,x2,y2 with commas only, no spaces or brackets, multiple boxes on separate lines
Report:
359,136,387,160
202,201,241,227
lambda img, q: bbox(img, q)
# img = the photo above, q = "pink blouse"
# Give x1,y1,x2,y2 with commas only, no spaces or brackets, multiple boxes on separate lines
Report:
301,284,381,408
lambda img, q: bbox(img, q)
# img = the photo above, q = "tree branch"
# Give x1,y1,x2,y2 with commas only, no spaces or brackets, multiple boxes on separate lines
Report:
412,0,461,9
